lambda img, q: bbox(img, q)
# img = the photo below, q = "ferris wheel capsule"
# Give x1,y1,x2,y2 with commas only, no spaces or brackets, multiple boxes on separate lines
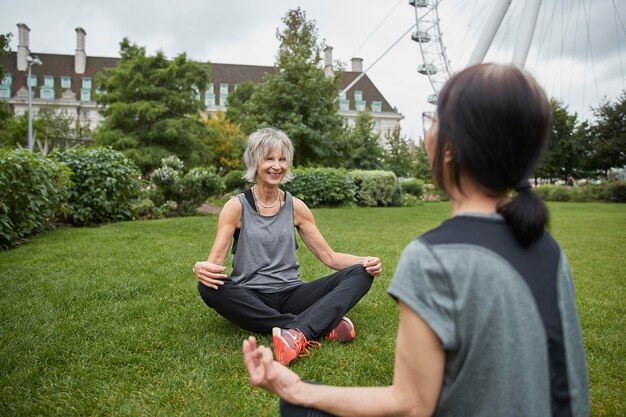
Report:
411,31,432,43
408,0,430,7
427,94,438,105
418,63,438,75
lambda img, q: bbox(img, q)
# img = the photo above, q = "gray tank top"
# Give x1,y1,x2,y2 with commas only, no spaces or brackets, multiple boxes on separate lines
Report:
229,191,302,292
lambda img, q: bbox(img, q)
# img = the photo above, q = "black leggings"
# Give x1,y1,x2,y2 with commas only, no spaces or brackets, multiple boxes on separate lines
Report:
198,264,373,339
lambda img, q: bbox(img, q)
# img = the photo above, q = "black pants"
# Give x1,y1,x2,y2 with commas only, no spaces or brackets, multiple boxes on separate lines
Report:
279,382,337,417
197,264,373,339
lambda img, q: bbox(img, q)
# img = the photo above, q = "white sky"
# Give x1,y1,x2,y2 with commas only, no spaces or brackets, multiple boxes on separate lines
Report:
1,0,624,142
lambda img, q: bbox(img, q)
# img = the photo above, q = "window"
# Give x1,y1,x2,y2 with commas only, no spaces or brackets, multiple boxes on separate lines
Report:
61,76,71,89
354,90,363,102
205,92,215,107
207,83,214,94
0,86,10,99
371,101,382,112
80,88,91,102
44,76,54,87
28,75,37,87
220,95,228,107
41,88,55,100
1,74,12,86
81,77,92,89
339,99,350,111
338,90,346,100
219,83,229,96
356,100,366,112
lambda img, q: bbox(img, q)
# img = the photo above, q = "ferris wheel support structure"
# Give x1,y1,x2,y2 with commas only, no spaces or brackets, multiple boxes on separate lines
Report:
412,0,544,103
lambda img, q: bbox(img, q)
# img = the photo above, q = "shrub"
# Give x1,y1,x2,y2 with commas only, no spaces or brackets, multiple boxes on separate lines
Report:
223,169,249,192
283,167,355,208
160,155,184,171
533,185,552,201
548,186,571,202
569,186,595,202
0,149,72,249
606,181,626,203
400,193,423,207
55,147,141,226
178,167,224,214
350,170,398,207
400,179,424,198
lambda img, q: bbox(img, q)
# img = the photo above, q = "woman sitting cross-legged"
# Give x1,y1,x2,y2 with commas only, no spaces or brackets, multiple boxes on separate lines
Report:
193,127,382,366
242,64,589,417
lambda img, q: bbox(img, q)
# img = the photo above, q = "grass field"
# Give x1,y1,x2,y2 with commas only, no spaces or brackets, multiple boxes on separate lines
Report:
0,202,624,416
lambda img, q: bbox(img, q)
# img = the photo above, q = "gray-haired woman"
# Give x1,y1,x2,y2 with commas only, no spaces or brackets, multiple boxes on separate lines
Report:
193,127,382,366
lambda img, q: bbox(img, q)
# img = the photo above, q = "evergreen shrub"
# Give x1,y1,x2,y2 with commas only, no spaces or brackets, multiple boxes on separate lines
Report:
400,179,425,199
283,167,355,208
350,170,398,207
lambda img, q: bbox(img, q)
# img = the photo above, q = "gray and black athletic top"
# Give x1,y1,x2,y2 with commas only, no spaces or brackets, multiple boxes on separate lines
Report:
388,213,589,417
229,191,303,292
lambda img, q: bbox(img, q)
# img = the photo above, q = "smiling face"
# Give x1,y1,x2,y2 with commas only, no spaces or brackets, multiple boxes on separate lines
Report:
256,147,289,186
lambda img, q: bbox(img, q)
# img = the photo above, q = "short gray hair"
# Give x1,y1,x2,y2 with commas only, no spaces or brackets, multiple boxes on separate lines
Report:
243,127,295,183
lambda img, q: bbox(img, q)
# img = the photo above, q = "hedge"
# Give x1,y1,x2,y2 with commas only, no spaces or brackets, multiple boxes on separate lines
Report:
350,170,398,207
283,167,356,208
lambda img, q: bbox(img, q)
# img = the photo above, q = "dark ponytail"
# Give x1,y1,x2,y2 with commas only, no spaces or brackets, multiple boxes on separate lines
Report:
499,181,549,247
436,64,552,247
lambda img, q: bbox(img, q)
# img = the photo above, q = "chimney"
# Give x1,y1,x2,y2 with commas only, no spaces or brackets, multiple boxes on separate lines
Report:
324,45,333,77
75,27,87,74
351,57,363,73
17,23,30,72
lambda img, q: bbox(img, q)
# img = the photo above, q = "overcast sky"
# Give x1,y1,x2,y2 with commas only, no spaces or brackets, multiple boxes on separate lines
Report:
1,0,624,142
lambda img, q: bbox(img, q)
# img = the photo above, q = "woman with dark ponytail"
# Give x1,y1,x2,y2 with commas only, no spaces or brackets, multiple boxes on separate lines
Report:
243,64,589,417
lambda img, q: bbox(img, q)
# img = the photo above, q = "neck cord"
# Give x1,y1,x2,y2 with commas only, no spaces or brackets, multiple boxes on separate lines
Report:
252,185,280,208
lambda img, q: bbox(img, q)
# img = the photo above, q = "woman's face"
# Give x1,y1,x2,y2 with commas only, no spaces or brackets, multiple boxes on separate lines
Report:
256,147,289,186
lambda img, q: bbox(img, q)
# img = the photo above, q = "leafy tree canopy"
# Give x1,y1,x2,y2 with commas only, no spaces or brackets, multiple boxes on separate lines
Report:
382,127,416,178
342,111,384,170
205,112,246,174
586,91,626,176
94,38,213,173
239,8,344,166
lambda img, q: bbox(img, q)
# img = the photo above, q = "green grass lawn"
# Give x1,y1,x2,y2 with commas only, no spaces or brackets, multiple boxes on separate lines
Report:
0,202,624,416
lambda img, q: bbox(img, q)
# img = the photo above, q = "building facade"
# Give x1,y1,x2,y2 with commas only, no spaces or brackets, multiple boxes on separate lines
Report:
0,24,403,137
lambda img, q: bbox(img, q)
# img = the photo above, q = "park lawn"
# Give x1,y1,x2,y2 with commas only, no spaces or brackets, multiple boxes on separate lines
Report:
0,202,624,416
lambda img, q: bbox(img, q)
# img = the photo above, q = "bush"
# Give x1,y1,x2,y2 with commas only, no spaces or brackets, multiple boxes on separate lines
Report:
569,186,595,202
400,179,424,198
160,155,184,171
55,147,141,226
178,167,224,214
605,181,626,203
400,193,423,207
223,169,249,192
350,170,398,207
0,149,72,249
548,186,571,202
283,167,356,208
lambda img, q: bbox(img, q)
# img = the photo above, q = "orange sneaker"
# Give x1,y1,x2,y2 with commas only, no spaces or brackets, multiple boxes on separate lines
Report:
324,316,356,343
272,328,320,366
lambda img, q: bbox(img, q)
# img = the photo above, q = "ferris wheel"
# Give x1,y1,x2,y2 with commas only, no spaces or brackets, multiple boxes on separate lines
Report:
410,0,544,105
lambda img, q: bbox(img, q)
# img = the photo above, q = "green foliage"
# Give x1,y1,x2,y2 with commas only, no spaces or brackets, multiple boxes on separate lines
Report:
400,179,424,199
535,99,584,182
605,181,626,203
342,111,384,170
223,169,248,192
350,170,398,207
94,38,213,172
399,193,423,207
225,80,257,133
55,147,141,226
585,91,626,176
282,167,356,208
382,127,415,177
238,8,344,166
412,140,432,183
147,157,225,216
0,149,72,249
0,32,10,81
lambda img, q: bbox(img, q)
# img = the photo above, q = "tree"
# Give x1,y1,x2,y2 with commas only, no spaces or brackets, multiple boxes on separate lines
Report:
382,127,415,177
535,99,582,183
0,33,12,127
412,139,432,183
241,8,344,166
586,91,626,177
342,111,384,170
206,112,246,173
94,38,213,173
225,80,257,134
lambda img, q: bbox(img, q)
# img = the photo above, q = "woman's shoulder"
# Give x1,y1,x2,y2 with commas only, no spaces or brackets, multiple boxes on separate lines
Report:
220,194,243,220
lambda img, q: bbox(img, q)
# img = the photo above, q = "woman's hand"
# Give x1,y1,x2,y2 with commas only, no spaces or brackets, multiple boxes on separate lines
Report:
193,261,228,290
363,257,382,277
243,336,302,402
